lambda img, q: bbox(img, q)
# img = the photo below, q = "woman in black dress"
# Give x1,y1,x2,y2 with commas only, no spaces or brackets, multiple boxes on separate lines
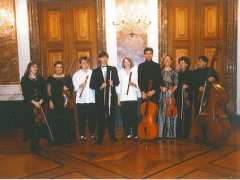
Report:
176,56,193,138
21,62,47,153
47,61,75,145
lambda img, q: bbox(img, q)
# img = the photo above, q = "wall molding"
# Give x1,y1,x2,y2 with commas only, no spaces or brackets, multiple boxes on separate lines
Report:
0,85,23,101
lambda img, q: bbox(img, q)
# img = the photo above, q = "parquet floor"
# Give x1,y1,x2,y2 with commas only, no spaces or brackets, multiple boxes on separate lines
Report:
0,123,240,179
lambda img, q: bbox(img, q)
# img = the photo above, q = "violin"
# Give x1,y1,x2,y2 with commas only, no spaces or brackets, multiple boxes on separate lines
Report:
33,106,46,125
62,59,77,110
165,94,177,118
33,105,55,142
62,85,74,109
138,80,159,140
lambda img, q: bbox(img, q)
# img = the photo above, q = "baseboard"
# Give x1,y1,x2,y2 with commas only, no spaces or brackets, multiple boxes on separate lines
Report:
0,84,23,101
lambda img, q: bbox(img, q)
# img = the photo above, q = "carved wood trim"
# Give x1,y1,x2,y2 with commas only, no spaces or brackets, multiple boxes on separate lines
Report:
224,0,238,113
96,0,106,52
158,0,168,61
27,0,41,74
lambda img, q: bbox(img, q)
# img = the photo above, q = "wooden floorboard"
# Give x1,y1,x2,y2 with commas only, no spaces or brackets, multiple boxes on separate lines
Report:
0,127,240,179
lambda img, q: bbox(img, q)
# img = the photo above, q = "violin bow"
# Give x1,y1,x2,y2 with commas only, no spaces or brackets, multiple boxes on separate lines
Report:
39,106,55,142
180,87,184,119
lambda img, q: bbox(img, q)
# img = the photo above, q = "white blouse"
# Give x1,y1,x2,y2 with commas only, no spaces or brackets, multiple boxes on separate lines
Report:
72,69,95,104
116,67,140,102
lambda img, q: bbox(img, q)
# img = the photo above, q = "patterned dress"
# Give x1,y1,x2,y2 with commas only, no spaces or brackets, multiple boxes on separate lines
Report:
158,69,178,138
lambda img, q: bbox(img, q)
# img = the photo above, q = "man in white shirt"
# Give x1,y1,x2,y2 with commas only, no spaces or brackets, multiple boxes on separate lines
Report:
72,57,96,141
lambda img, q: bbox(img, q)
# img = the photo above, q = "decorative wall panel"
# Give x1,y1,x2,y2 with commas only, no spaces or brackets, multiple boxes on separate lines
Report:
47,10,62,41
0,0,19,84
74,9,90,41
203,5,218,39
175,7,189,40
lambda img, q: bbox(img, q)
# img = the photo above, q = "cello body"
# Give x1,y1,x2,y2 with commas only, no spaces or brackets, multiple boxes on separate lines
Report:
138,80,159,140
189,82,231,145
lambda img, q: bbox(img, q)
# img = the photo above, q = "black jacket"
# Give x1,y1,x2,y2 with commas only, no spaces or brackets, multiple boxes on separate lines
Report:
138,60,162,102
90,66,119,106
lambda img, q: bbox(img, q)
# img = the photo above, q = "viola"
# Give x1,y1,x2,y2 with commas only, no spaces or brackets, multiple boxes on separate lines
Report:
138,80,159,140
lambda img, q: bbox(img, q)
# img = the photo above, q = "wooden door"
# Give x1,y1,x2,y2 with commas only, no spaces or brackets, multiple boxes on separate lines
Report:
167,0,226,80
38,0,97,77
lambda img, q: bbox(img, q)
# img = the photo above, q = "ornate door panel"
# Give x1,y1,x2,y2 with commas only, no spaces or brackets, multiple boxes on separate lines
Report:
69,0,97,72
38,0,97,77
167,0,196,68
196,0,225,79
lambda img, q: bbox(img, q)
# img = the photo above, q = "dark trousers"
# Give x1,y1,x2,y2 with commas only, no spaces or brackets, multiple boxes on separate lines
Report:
47,106,75,144
176,106,192,138
77,103,96,136
96,104,116,142
120,101,138,136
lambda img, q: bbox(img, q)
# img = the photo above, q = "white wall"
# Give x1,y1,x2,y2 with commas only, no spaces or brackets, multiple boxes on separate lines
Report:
147,0,158,63
0,0,30,101
105,0,118,67
237,0,240,114
15,0,31,79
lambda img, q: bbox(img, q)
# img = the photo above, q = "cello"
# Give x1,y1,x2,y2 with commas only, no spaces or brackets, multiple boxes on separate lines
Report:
189,49,231,145
138,80,159,140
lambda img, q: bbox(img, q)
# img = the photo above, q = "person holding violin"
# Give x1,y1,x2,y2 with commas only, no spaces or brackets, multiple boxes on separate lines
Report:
21,62,47,153
176,56,193,138
72,56,96,142
47,61,75,145
193,56,218,112
90,51,119,145
117,57,140,139
158,55,178,138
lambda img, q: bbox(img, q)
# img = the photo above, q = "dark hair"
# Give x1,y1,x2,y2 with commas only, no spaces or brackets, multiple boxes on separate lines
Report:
79,56,89,64
178,56,191,67
54,60,64,68
122,57,134,68
24,61,38,77
144,47,153,54
198,56,208,63
98,51,109,58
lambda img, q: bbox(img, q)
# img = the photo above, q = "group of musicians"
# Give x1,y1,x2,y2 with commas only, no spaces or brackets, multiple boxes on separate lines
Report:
21,47,217,153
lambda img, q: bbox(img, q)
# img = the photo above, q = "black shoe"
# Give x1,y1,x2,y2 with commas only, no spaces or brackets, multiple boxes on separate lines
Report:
31,145,42,153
